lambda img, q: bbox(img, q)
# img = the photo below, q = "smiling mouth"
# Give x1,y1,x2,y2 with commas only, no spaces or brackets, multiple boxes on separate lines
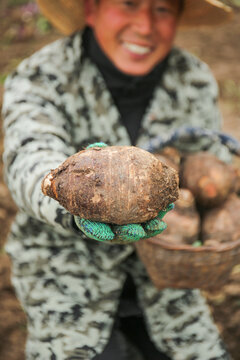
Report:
123,42,152,55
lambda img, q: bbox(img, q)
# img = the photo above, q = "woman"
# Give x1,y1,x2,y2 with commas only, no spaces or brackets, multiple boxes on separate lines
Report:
2,0,233,359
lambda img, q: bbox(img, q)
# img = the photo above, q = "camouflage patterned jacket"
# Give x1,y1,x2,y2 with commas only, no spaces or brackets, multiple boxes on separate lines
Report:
2,31,231,360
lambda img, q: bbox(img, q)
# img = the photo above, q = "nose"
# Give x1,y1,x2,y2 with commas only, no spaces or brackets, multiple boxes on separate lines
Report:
133,7,154,35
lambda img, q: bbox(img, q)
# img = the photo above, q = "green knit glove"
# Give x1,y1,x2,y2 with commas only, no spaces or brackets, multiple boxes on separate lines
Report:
74,142,173,244
74,204,173,244
112,203,174,243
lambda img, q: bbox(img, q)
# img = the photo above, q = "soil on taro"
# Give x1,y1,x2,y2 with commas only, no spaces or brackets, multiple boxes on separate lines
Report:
0,2,240,359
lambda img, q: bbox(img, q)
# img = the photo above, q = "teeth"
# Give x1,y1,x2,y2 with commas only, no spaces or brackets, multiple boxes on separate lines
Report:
123,42,151,55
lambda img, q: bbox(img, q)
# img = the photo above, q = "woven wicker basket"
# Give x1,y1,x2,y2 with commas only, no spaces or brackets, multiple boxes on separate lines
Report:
135,236,240,291
138,127,240,291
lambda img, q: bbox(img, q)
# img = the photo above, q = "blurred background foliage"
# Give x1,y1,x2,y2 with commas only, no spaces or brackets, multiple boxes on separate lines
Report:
1,0,51,45
0,1,240,360
222,0,240,6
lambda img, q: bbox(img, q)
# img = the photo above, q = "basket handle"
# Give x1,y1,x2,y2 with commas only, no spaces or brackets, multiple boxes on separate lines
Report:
142,126,240,156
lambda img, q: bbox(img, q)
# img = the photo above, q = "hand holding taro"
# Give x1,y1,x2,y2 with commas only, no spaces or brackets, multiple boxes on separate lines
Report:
41,143,179,244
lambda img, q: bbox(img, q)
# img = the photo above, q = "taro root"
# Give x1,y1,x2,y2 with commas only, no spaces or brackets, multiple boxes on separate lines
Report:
232,163,240,194
154,147,181,172
153,188,200,245
42,145,179,225
180,152,236,208
202,193,240,243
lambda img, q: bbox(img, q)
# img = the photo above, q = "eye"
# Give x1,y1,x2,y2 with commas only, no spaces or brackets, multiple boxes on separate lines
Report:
121,0,138,9
155,6,173,14
154,0,178,16
123,0,136,6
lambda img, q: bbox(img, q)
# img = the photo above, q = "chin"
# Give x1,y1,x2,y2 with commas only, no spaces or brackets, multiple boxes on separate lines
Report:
116,63,155,76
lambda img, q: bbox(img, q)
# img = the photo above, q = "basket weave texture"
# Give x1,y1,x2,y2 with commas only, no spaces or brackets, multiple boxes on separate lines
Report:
135,236,240,291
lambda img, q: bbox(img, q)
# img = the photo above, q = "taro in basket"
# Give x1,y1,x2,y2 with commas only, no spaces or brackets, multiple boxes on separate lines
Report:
136,127,240,291
135,235,240,291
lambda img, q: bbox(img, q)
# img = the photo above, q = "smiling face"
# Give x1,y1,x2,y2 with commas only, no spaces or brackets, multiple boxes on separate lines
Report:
85,0,181,75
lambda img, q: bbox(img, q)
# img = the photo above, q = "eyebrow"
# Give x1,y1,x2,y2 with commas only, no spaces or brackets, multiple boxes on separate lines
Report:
155,0,178,5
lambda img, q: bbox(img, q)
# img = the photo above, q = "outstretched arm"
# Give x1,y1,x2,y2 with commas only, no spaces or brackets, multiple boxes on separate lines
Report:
2,47,76,235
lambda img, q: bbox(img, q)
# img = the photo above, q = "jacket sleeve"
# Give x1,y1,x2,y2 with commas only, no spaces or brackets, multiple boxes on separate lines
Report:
142,48,232,163
174,51,232,162
2,47,77,236
130,255,232,360
143,288,232,360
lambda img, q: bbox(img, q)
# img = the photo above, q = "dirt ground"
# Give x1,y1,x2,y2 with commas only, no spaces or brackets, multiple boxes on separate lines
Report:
0,2,240,359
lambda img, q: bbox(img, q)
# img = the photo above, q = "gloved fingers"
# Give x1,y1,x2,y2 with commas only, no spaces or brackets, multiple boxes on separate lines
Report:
74,216,166,243
112,223,146,243
74,216,115,242
74,202,173,243
157,203,175,219
143,218,167,239
86,142,108,149
144,217,167,232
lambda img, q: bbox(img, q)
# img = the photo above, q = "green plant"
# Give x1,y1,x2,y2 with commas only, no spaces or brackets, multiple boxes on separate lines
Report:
220,79,240,100
221,0,240,7
0,73,8,85
36,16,52,34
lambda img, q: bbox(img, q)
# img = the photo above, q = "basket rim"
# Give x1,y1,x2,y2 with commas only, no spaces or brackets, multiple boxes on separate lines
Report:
145,237,240,253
